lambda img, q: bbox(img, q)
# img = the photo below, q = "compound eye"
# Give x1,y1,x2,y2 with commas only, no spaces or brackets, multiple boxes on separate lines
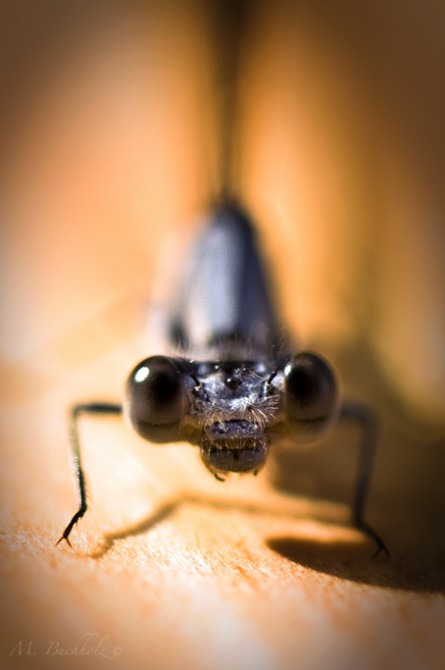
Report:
125,356,187,443
285,352,338,437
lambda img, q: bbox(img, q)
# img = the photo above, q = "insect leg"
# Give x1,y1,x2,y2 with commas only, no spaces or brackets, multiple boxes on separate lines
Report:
56,402,122,547
339,402,389,557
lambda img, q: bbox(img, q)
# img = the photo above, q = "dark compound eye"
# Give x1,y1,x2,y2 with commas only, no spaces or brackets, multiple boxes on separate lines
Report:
125,356,187,443
285,352,338,438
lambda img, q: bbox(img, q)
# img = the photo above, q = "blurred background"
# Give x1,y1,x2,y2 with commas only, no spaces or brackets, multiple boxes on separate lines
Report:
1,0,445,663
0,0,445,667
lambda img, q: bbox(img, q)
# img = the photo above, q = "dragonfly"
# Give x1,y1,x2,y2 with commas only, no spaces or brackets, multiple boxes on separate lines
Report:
57,199,388,556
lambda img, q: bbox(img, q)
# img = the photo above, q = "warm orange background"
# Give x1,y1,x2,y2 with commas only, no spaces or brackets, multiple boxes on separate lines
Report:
1,2,444,670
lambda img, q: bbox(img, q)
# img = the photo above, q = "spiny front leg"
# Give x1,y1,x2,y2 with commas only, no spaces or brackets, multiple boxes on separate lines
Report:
57,402,122,547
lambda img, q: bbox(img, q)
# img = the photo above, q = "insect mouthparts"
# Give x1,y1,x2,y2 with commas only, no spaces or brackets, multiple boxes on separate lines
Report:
200,435,269,475
204,419,263,440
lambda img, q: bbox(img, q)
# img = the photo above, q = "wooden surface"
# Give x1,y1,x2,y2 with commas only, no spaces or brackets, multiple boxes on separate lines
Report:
1,2,445,669
1,355,445,670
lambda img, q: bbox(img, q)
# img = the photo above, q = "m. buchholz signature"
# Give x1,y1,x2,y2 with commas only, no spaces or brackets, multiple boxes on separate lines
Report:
9,633,123,659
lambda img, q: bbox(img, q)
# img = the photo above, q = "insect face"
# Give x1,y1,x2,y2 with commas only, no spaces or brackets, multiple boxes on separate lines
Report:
125,353,339,478
191,361,282,477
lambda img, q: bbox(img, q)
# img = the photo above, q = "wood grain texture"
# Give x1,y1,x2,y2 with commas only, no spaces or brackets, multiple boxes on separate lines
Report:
1,313,444,670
